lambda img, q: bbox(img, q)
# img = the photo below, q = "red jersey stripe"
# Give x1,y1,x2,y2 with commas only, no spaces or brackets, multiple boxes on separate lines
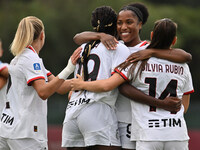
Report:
184,89,194,95
140,41,148,47
27,76,45,86
47,72,52,77
113,68,128,81
27,45,36,53
0,66,7,71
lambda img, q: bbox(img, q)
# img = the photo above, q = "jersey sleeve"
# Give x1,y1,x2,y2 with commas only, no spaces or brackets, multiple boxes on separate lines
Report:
182,64,194,95
112,43,131,81
45,68,52,77
22,57,46,86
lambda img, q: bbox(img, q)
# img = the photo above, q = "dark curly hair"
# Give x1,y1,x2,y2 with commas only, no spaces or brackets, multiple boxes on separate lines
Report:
120,2,149,25
81,6,117,81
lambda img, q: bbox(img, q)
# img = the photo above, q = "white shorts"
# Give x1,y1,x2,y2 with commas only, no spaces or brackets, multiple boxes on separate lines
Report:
62,102,121,147
118,122,136,149
0,136,48,150
136,141,188,150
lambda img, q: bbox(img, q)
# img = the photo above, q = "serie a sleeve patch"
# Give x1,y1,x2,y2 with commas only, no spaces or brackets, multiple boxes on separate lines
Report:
33,63,41,70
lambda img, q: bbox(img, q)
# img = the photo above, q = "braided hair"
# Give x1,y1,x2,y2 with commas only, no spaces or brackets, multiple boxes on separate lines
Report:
81,6,117,81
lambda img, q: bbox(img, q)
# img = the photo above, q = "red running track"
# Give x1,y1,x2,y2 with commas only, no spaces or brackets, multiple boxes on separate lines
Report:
48,125,200,150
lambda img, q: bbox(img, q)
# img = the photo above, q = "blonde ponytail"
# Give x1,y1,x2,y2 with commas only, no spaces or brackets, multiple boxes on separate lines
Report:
10,16,44,56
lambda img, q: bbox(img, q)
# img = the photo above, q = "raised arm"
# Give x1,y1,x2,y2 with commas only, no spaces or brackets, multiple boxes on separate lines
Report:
151,48,192,63
47,74,72,95
71,73,126,92
127,48,192,63
73,31,118,49
119,82,181,112
32,47,82,100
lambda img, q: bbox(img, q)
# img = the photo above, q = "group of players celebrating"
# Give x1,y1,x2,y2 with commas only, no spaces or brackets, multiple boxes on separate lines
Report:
0,2,194,150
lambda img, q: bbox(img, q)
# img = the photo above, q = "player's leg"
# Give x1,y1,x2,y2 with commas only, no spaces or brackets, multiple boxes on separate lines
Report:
0,136,10,150
78,102,121,150
118,122,136,150
7,138,48,150
164,141,188,150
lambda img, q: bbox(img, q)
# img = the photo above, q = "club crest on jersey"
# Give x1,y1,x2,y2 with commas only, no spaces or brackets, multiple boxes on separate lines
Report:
33,63,41,72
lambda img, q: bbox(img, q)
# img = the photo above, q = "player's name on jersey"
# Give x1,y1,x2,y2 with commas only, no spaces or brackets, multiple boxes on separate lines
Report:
148,117,181,128
143,63,184,75
67,98,91,109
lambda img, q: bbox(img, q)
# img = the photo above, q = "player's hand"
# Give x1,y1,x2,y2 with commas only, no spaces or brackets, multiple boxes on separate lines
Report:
100,33,118,50
70,46,82,65
126,49,153,63
71,74,84,91
161,97,182,112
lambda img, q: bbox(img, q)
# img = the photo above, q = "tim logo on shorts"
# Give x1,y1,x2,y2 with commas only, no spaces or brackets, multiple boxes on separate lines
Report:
33,63,41,70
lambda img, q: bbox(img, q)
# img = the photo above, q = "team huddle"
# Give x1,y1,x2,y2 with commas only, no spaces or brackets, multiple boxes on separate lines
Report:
0,2,194,150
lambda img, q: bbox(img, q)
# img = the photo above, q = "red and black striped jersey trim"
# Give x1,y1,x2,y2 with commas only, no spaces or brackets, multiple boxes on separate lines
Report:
184,89,194,95
27,45,36,53
112,68,128,81
47,72,52,77
140,41,149,47
0,66,7,71
27,76,45,86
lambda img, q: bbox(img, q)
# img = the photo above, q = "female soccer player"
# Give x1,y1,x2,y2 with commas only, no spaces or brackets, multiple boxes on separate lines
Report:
62,6,131,150
0,39,9,117
120,18,193,150
0,16,81,150
72,3,191,150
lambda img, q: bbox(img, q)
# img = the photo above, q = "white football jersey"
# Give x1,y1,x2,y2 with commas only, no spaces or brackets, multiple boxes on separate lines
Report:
0,61,8,116
0,46,51,141
129,57,194,141
64,41,131,122
116,41,149,123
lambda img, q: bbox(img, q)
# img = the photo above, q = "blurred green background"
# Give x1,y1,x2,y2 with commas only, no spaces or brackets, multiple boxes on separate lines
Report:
0,0,199,129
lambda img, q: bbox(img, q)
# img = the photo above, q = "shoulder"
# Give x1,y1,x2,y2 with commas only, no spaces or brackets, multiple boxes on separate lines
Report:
20,48,40,61
116,42,130,54
117,41,129,49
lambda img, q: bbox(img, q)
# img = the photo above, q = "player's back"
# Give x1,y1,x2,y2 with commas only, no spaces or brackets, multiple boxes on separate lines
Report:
65,41,130,121
130,57,193,141
70,41,130,106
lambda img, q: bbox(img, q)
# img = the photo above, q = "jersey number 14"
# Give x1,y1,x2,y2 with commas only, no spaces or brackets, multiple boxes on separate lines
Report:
145,77,177,112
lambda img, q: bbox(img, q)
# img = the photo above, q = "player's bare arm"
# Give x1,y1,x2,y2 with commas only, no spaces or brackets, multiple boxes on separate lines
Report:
126,48,192,63
0,76,7,89
71,73,126,92
47,74,71,95
73,31,118,50
0,66,8,89
0,67,9,78
32,77,65,100
119,82,181,112
182,94,190,113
